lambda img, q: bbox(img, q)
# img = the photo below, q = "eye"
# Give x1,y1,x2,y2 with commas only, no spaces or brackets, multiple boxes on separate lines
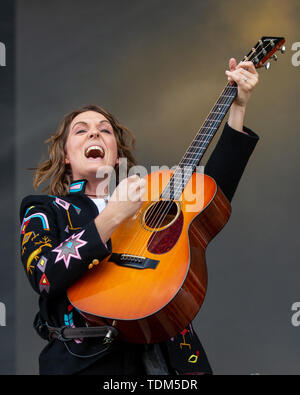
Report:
101,129,112,134
75,129,86,134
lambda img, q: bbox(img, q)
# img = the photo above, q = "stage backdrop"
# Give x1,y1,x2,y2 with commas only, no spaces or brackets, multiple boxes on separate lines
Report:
0,0,15,375
14,0,300,374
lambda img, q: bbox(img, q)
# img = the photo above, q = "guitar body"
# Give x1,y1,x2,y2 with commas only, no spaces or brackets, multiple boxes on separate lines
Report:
68,170,231,343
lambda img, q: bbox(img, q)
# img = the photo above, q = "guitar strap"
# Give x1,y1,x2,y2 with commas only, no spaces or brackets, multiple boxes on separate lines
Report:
162,323,213,375
46,324,118,344
33,313,118,344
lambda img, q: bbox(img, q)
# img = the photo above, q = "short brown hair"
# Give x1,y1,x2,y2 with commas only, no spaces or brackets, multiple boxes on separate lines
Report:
33,104,137,196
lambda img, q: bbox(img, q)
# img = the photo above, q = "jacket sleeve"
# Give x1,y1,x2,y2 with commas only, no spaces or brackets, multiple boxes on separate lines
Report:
20,196,111,299
204,122,259,202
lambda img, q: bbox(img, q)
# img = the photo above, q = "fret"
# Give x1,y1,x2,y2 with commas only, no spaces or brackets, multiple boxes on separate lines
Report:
202,121,221,128
181,149,205,157
172,169,194,178
188,136,214,147
180,156,202,162
182,146,207,157
210,110,226,116
218,93,236,98
197,125,218,130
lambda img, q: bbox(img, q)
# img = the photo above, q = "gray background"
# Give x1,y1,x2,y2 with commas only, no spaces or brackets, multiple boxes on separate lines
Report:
0,0,15,375
13,0,300,374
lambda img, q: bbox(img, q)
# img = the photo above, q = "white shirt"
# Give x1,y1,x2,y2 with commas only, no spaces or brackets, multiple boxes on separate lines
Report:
89,196,110,214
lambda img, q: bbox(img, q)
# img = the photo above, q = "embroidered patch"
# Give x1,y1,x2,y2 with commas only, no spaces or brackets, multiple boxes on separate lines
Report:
49,195,81,231
21,212,50,234
21,231,39,255
39,273,50,293
69,181,85,193
26,236,52,275
55,197,70,211
52,230,87,269
37,256,48,272
64,305,83,343
72,204,81,215
188,350,200,364
179,328,191,350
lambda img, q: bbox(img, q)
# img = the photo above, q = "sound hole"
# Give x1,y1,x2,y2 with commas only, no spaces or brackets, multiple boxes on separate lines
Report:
144,200,179,230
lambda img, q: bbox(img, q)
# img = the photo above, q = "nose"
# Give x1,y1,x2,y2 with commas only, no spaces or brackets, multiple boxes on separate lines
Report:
89,129,100,139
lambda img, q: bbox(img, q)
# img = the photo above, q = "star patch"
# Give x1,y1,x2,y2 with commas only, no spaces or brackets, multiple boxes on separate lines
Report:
52,230,87,269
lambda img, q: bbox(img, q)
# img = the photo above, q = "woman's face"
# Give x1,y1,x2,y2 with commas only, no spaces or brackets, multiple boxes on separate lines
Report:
65,111,119,181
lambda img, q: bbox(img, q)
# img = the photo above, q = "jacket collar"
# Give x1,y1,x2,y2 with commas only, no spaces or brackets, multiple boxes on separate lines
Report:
68,180,87,194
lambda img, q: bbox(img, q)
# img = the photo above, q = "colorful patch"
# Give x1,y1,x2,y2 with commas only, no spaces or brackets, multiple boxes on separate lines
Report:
21,219,30,235
26,236,52,274
179,328,191,350
72,204,81,215
64,305,83,343
49,195,81,231
55,197,70,211
188,350,200,364
37,256,48,272
21,212,50,234
52,230,87,269
22,231,34,247
21,231,39,255
69,181,85,193
39,273,50,293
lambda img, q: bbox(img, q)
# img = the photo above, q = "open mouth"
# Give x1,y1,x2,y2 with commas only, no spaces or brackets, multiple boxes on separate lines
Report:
84,145,105,160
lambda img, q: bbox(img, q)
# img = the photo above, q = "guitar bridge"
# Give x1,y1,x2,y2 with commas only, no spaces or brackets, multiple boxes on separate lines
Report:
109,253,159,270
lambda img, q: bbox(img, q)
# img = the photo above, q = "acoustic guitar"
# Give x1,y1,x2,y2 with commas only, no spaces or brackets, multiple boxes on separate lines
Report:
68,37,285,343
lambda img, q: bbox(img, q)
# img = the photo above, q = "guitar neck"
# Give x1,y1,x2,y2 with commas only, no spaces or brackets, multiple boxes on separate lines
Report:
180,82,237,167
160,35,286,201
161,83,237,200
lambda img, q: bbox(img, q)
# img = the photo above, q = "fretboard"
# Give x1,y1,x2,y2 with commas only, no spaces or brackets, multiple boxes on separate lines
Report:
161,83,238,200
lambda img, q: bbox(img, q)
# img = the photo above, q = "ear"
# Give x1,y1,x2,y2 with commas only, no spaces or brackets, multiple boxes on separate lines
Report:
65,156,70,165
115,157,119,165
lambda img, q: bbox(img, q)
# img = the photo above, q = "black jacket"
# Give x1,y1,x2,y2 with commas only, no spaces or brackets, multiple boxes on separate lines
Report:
20,123,259,375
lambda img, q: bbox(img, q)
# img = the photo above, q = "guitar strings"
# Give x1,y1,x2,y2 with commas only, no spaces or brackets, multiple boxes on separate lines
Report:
130,82,238,258
127,54,256,257
138,84,237,256
126,41,273,258
141,40,275,244
137,79,243,254
151,39,276,201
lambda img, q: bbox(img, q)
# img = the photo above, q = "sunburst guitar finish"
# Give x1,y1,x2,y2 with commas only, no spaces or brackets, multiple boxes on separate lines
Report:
68,170,231,343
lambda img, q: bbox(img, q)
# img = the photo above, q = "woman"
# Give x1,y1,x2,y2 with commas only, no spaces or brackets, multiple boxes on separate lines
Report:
20,59,259,375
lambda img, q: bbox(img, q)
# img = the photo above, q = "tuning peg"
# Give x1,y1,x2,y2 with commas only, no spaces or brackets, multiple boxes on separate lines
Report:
272,54,278,61
280,45,286,54
264,61,271,70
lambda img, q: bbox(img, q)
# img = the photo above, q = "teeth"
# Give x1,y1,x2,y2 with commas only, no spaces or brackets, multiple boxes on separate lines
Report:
85,145,105,158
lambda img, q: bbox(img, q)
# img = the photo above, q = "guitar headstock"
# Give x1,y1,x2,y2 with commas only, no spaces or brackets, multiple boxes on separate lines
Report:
243,36,286,69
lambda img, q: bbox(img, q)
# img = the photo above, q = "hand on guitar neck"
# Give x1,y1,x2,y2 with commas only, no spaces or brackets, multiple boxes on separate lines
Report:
226,58,259,132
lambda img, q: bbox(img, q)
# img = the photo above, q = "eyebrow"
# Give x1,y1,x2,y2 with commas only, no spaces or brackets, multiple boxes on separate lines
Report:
71,120,111,130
